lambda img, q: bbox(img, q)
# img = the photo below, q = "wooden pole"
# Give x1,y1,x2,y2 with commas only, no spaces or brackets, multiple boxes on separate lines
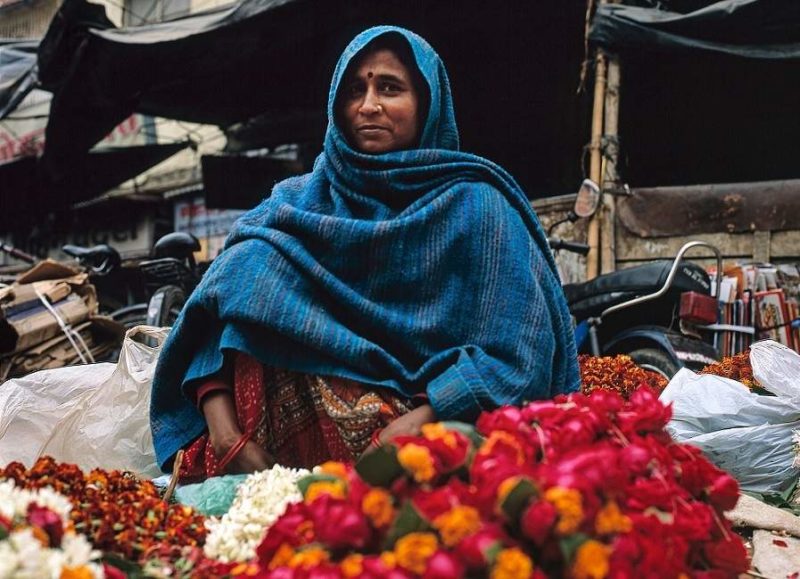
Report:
586,50,607,280
600,56,621,274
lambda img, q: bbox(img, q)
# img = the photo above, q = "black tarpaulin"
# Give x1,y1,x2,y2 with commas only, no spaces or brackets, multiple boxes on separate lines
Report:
590,0,800,59
37,0,592,199
0,142,188,228
0,40,39,119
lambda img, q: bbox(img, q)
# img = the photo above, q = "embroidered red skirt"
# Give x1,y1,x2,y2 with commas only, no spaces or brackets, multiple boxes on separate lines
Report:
178,353,413,482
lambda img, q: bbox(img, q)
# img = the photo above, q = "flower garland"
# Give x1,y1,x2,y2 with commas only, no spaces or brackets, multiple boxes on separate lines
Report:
0,479,103,578
700,350,759,388
0,457,207,562
251,387,748,578
579,354,668,398
203,465,309,563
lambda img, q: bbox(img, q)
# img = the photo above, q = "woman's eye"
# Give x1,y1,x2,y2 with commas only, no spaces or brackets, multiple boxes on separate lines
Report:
347,84,365,98
379,82,401,93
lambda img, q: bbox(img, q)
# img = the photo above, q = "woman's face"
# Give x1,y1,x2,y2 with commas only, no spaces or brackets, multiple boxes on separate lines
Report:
339,48,420,154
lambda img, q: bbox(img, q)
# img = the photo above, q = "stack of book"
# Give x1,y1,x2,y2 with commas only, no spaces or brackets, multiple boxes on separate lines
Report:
709,263,800,357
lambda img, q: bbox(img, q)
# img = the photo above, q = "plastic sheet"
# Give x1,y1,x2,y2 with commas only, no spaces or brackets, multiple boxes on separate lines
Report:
0,326,168,478
174,475,248,516
660,340,800,494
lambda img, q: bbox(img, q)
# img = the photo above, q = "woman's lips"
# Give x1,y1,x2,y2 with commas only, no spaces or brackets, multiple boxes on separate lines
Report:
357,125,389,134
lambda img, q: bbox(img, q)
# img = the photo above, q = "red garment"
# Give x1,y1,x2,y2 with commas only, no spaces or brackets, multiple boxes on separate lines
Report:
179,352,413,482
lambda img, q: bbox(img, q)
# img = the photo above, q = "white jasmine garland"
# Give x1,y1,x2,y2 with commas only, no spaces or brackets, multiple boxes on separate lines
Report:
203,465,309,563
0,480,103,579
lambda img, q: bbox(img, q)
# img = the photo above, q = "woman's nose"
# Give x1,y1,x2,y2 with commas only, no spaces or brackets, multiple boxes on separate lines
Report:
358,90,381,114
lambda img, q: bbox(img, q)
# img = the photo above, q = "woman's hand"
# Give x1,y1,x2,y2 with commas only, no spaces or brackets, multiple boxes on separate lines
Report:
376,404,436,447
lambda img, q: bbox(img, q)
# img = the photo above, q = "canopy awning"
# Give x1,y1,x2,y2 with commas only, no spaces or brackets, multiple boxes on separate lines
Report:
0,141,188,229
590,0,800,59
36,0,592,199
0,39,39,119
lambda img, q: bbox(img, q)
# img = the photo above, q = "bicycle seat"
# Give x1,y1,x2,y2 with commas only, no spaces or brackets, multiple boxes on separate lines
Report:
563,261,710,321
153,232,200,260
62,244,121,273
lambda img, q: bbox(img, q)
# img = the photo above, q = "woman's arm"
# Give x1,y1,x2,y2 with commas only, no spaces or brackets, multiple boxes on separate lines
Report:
375,404,437,445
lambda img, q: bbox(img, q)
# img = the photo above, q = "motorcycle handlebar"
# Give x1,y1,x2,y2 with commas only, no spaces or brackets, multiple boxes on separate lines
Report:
548,237,591,256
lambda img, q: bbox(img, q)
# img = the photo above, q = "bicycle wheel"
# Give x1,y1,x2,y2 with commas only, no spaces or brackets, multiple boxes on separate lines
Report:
147,285,186,327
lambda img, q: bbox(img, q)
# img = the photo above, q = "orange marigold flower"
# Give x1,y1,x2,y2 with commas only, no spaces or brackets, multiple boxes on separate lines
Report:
380,551,398,569
269,543,296,570
341,554,364,578
318,461,349,479
572,540,611,579
433,505,482,547
394,532,439,574
304,480,346,503
231,563,260,576
544,486,584,535
289,546,330,569
478,431,526,465
397,444,436,483
490,547,534,579
60,567,94,579
595,501,632,535
421,422,458,449
362,488,395,528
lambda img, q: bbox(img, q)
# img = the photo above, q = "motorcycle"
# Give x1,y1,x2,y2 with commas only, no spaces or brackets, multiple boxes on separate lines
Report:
549,180,722,378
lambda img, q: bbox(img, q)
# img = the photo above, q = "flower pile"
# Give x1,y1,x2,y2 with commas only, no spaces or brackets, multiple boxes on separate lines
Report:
204,465,309,563
251,387,748,578
700,350,758,388
579,354,668,397
0,456,207,562
0,479,104,578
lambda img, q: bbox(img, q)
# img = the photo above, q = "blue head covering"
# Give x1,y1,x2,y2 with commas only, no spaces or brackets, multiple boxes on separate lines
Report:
150,26,579,470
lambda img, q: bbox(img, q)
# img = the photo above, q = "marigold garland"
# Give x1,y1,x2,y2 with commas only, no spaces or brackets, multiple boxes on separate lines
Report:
579,354,668,397
700,349,759,388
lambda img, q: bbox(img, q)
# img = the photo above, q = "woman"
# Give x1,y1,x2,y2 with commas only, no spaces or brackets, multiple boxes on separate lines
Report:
150,26,579,481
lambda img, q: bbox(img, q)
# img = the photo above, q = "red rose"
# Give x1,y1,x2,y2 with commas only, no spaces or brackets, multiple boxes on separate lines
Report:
256,502,312,563
102,563,128,579
707,474,739,512
362,556,414,579
672,502,713,541
520,500,557,546
309,495,371,550
423,550,465,579
476,405,525,434
703,537,749,573
616,386,672,435
26,504,64,547
454,526,506,570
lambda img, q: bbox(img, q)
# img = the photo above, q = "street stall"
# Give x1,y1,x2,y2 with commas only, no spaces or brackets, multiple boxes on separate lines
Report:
1,1,799,577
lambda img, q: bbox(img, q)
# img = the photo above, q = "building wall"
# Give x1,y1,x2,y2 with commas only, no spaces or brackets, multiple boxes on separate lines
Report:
0,0,59,37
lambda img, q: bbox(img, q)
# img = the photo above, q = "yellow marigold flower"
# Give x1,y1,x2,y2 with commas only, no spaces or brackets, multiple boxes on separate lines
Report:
490,547,534,579
341,554,364,578
60,567,93,579
362,487,395,528
380,551,398,569
595,501,632,535
421,422,458,449
397,443,436,483
394,532,439,574
544,486,584,535
304,480,346,503
572,540,611,579
231,563,260,576
318,461,348,479
478,431,525,465
268,543,295,569
432,505,481,547
289,546,330,569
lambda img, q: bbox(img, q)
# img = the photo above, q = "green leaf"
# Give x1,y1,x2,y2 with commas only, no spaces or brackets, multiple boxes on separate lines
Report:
559,532,589,562
384,502,430,548
297,474,341,497
355,445,405,487
102,554,146,578
500,477,537,521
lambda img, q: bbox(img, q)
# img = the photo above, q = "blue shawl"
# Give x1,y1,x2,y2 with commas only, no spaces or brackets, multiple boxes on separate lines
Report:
150,26,579,469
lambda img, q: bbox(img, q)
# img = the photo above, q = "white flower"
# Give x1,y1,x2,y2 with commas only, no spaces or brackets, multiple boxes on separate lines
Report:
203,464,308,562
0,480,71,525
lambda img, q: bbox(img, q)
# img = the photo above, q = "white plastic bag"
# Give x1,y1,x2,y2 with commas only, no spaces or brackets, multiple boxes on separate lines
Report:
0,326,168,478
660,340,800,494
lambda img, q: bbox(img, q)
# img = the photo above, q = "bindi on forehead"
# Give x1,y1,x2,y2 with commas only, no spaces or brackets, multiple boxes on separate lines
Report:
367,72,373,79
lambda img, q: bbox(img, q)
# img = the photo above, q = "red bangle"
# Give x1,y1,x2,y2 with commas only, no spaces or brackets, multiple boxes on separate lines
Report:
370,428,384,448
216,431,253,475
